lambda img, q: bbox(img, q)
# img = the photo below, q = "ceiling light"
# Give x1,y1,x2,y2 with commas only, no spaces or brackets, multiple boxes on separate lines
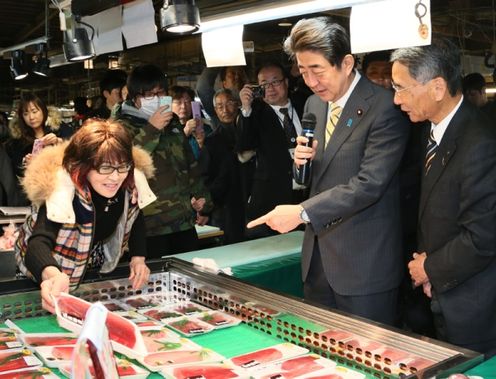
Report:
161,0,200,34
199,0,371,33
32,43,50,77
63,15,96,62
10,50,28,80
32,57,51,77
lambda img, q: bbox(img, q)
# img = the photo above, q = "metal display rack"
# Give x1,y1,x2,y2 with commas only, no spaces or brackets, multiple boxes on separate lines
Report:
0,258,482,378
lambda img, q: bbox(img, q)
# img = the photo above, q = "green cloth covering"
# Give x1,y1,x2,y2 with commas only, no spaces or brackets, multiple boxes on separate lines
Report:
232,252,303,297
173,231,304,268
190,323,281,358
465,355,496,378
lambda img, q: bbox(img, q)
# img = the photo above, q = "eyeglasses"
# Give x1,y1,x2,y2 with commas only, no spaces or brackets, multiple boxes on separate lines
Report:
391,81,419,95
96,163,132,175
214,100,237,110
141,90,166,100
259,78,285,90
172,99,190,107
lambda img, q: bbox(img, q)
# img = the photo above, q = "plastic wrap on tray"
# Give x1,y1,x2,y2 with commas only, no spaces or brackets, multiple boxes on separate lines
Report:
20,333,78,348
228,343,309,370
159,362,249,379
138,348,225,372
54,293,148,358
0,349,43,374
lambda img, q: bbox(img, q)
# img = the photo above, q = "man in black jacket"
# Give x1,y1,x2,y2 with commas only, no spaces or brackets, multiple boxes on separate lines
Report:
237,62,308,238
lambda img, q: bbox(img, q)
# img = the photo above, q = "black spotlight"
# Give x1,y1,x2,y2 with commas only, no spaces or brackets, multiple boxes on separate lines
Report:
63,17,96,62
161,0,200,34
32,43,50,77
10,50,29,80
32,57,51,77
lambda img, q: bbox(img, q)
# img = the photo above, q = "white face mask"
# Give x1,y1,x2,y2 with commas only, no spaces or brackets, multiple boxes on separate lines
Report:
139,96,160,117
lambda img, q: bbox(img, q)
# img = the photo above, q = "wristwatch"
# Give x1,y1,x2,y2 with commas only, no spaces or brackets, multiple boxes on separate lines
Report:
299,206,310,223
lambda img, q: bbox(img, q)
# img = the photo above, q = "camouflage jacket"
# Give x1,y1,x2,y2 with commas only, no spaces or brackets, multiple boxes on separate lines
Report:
115,101,213,236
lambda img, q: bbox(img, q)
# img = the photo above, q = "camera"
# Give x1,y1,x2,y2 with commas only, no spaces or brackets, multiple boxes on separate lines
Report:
251,84,265,99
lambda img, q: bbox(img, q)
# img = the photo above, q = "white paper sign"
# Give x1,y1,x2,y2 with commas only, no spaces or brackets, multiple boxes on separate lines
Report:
202,25,246,67
122,0,158,49
350,0,431,54
82,6,124,55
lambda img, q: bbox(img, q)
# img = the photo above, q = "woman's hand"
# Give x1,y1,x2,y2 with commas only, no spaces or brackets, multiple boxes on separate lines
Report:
22,153,33,166
129,256,150,290
41,133,62,146
195,129,205,148
183,119,197,136
40,266,70,314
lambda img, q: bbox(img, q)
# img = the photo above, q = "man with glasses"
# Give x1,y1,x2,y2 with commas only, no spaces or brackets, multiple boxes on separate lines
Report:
238,62,307,238
115,64,212,258
392,39,496,357
248,18,409,326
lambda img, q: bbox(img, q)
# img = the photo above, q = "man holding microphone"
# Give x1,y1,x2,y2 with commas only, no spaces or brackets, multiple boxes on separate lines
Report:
248,17,409,325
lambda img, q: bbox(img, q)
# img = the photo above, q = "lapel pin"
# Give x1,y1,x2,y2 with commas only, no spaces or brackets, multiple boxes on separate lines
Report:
346,118,353,127
357,109,363,116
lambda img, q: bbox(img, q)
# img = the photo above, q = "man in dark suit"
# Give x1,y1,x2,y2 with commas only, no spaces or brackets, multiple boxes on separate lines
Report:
248,18,409,325
199,89,246,244
238,62,308,238
392,39,496,357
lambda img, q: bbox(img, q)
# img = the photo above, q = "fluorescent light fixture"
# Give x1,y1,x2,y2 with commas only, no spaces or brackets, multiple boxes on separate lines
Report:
198,0,373,33
161,0,200,34
0,36,49,57
486,87,496,94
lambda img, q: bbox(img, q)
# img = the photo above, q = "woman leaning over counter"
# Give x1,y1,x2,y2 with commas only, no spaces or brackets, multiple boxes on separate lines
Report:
15,119,156,312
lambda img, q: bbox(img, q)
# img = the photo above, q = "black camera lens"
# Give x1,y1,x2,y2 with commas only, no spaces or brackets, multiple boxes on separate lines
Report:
252,85,265,99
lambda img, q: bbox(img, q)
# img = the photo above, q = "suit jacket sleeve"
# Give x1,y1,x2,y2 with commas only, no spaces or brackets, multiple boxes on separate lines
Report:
235,101,263,152
425,131,496,292
302,94,409,234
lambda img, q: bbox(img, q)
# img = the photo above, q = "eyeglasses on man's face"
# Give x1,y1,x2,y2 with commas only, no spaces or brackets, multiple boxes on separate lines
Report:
214,100,237,110
172,99,191,107
391,81,420,95
259,78,285,90
96,163,132,175
141,89,166,100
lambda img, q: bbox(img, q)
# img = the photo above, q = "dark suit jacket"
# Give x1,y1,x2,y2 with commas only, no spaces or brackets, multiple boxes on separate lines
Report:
420,101,496,346
200,123,245,243
301,76,410,296
236,99,303,220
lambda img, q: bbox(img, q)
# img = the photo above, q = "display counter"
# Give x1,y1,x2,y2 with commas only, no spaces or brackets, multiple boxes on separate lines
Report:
173,231,304,297
0,259,483,378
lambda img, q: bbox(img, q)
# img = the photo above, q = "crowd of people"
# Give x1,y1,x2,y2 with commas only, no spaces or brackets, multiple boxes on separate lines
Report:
1,15,495,358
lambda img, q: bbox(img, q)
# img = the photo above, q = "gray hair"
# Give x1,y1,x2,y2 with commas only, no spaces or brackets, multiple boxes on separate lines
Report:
283,17,350,68
212,88,235,107
390,38,462,96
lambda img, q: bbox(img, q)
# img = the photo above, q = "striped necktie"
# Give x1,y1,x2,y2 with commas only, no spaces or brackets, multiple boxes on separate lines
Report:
425,129,437,174
280,107,297,148
325,103,342,148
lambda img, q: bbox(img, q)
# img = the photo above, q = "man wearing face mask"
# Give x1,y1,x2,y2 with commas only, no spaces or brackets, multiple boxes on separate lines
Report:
114,64,213,258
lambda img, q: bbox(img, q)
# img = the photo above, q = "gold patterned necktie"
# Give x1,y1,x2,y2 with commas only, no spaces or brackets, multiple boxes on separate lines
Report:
325,103,342,148
425,128,438,175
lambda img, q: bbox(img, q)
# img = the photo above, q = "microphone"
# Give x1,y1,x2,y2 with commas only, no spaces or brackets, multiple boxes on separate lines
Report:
294,112,316,186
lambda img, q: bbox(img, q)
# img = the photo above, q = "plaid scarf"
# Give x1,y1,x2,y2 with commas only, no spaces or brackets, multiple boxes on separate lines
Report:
16,186,140,290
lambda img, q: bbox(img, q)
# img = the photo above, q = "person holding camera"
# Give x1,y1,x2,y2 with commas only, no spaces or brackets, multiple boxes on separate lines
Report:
237,62,308,239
